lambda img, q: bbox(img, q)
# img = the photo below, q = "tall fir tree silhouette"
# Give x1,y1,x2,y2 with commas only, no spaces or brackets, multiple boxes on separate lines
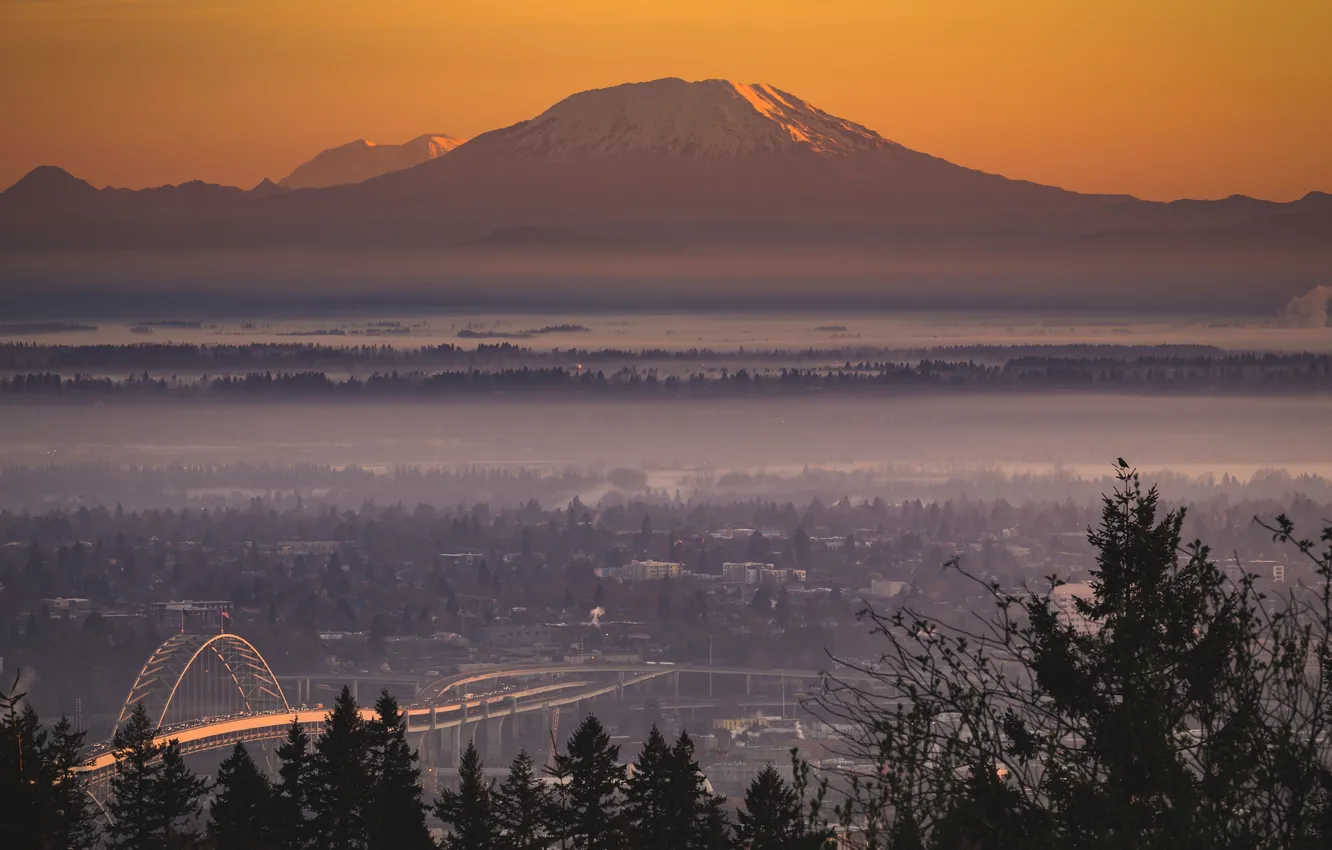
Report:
665,731,729,850
106,702,208,850
624,726,672,850
734,765,804,850
547,715,626,850
494,749,552,850
1,688,98,850
274,718,313,850
434,742,497,850
367,690,432,850
308,686,372,850
209,742,275,850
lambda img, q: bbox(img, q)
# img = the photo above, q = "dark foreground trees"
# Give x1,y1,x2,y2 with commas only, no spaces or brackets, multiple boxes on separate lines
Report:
734,764,806,850
105,712,161,850
434,743,498,850
212,686,433,850
548,714,628,850
209,742,276,850
106,702,209,850
0,681,99,850
273,719,314,850
368,691,433,850
493,749,552,850
820,461,1332,849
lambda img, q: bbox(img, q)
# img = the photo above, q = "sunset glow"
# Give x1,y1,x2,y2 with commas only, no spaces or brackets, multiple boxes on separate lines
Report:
2,0,1329,199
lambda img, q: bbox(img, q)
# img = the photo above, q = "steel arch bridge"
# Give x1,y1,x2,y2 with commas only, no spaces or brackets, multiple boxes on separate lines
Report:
114,633,288,736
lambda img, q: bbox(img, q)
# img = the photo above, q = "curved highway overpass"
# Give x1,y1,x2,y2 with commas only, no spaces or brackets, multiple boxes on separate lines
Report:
80,633,849,789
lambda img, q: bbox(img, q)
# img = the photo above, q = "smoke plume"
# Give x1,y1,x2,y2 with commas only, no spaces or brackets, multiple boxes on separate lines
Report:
1284,285,1332,328
589,607,605,627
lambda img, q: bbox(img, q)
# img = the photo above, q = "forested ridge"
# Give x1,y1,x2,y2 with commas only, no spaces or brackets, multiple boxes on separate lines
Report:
4,353,1332,398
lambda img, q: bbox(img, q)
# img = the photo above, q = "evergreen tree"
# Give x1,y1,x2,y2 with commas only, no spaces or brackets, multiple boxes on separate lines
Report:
734,765,803,850
546,715,626,850
1,697,51,850
666,731,729,850
155,740,210,849
493,749,552,850
46,716,100,850
624,726,672,850
434,742,497,850
821,462,1332,849
106,702,208,850
308,686,372,850
0,683,98,850
106,702,166,850
209,742,275,850
367,690,432,850
273,719,313,850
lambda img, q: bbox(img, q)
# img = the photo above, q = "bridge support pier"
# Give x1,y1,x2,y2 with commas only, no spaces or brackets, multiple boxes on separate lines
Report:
487,716,506,765
416,731,431,768
436,727,449,766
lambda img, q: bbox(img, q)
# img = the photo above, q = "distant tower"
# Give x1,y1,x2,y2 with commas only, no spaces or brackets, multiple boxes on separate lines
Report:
74,697,82,733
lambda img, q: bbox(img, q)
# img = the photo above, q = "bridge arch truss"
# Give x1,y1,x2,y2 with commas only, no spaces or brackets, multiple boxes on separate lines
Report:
115,633,288,736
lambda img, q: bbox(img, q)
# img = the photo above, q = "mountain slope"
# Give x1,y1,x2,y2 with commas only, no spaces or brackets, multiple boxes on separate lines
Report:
279,133,462,189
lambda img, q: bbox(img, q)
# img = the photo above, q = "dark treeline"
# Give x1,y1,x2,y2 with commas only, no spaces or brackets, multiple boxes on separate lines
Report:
0,342,526,372
0,342,1228,373
3,683,824,850
4,352,1332,397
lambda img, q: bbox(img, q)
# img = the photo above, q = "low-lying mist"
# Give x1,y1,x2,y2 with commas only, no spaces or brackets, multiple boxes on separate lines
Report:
2,394,1330,511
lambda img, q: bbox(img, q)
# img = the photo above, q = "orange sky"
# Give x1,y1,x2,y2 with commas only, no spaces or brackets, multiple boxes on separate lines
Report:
1,0,1329,201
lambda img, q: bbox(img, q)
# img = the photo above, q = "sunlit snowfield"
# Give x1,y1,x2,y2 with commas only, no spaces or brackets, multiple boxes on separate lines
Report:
6,311,1331,352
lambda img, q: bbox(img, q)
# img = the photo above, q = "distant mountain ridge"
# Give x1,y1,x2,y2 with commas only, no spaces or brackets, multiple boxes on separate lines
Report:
279,133,463,189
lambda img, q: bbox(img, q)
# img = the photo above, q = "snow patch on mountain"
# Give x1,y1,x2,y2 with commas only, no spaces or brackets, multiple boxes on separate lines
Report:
489,78,899,160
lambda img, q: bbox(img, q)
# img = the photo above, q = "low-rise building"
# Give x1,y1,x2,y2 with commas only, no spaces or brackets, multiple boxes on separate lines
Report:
722,563,806,586
479,624,553,647
1051,582,1098,634
597,560,684,582
869,579,907,598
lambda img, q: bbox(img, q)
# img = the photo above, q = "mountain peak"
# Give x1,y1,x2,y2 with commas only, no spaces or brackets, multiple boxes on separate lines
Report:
483,77,899,160
249,177,289,197
4,165,97,197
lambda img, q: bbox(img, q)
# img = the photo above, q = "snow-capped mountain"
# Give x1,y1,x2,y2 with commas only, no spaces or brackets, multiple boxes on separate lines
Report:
280,133,462,189
483,78,898,160
340,77,1100,236
3,77,1327,273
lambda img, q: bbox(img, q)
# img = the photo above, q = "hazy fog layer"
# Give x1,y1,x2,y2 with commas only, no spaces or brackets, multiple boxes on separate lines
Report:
5,310,1332,352
3,396,1330,482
